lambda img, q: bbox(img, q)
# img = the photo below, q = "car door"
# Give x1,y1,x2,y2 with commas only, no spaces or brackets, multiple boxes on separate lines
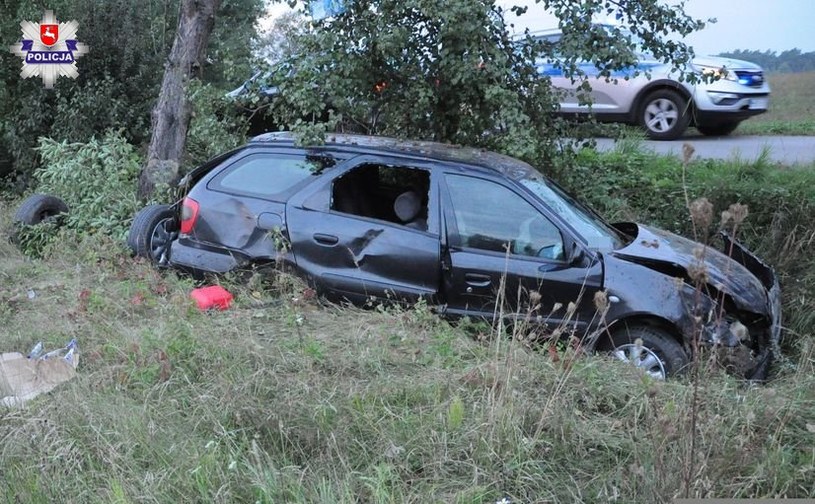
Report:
440,172,603,334
286,155,441,305
535,32,642,115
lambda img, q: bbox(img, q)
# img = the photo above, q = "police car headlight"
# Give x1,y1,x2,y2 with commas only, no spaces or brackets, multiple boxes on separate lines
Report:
694,64,737,81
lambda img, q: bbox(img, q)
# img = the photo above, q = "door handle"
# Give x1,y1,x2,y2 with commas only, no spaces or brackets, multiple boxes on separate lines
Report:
313,233,339,246
464,273,492,287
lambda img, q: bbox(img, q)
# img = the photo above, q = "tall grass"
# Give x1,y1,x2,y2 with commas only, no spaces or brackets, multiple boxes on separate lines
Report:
1,185,814,503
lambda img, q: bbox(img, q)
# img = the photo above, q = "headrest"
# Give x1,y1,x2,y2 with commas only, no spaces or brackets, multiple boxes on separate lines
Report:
393,191,421,223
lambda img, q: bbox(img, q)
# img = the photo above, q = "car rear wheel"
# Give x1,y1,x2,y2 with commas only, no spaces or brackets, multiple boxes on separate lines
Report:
602,325,689,379
128,204,177,266
639,89,691,140
696,122,740,137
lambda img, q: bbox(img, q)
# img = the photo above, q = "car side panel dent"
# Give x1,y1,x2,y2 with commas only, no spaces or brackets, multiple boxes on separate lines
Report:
286,206,441,303
347,228,385,265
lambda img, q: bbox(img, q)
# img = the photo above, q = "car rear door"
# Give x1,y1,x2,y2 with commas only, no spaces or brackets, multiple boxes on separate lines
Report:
535,32,642,115
439,172,603,334
285,155,441,305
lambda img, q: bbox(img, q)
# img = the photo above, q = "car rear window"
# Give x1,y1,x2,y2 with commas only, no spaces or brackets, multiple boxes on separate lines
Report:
209,154,319,200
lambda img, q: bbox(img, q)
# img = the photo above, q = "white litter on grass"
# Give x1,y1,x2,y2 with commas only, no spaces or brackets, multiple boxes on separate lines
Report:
0,339,78,407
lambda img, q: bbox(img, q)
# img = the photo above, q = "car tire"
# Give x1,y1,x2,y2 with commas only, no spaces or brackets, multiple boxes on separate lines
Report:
10,194,69,243
696,122,740,137
128,204,177,266
13,194,69,226
638,89,691,140
602,325,689,379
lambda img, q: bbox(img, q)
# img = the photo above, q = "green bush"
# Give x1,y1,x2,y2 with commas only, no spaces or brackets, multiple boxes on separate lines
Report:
34,130,143,240
185,81,249,169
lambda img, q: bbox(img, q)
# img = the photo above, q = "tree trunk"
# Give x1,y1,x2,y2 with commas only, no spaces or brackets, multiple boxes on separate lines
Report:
138,0,221,200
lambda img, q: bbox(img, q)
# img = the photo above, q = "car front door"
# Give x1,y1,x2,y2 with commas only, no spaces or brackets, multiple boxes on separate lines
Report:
286,155,441,305
535,32,640,116
440,173,603,335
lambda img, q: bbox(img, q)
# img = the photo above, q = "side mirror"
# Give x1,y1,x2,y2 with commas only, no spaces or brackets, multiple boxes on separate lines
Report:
567,239,585,266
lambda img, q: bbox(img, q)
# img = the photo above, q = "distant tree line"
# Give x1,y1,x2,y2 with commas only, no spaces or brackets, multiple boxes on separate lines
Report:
716,49,815,73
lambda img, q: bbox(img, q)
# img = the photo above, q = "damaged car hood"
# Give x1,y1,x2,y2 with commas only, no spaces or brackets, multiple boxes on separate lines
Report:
610,224,768,313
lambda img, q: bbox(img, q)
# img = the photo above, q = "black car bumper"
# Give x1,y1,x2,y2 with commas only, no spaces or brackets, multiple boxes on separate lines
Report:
169,239,241,275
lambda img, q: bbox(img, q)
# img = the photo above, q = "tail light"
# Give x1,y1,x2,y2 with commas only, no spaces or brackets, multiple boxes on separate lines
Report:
180,197,200,235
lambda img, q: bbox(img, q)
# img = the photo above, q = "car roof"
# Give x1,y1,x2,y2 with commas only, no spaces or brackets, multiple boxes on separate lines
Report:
520,23,623,40
249,132,538,180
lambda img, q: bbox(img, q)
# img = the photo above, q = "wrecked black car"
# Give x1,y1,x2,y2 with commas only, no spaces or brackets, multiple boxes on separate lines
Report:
127,133,781,380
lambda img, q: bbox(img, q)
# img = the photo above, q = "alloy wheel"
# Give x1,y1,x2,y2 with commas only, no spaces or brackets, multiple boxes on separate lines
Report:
149,218,177,266
644,98,679,134
612,342,667,380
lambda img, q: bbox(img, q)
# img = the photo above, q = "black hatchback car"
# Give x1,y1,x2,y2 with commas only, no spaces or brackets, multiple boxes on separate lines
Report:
128,132,781,380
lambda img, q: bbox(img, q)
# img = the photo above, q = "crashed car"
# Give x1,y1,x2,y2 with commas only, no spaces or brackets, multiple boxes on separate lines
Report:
127,132,781,380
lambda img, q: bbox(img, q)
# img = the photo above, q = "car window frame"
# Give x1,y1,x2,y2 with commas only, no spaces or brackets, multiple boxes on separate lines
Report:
439,170,572,264
206,148,323,202
290,154,443,237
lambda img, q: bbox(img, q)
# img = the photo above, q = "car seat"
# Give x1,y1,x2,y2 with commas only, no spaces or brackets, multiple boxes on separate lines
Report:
393,191,426,230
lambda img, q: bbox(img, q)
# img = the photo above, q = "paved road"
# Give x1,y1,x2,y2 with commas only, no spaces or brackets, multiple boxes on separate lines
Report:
593,135,815,165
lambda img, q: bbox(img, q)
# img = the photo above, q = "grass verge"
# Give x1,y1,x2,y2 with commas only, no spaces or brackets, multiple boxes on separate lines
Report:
737,71,815,136
1,178,814,503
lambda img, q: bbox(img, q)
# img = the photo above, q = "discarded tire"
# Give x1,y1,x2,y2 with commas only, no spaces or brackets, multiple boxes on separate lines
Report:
13,194,69,226
9,194,69,243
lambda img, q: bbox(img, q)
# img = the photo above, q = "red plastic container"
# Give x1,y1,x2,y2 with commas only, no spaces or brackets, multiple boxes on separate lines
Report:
190,286,233,311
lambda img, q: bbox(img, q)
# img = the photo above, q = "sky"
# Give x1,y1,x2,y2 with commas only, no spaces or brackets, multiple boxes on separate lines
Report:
263,0,815,56
496,0,815,55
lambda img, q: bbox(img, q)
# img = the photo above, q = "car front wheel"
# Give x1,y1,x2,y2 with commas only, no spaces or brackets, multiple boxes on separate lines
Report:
602,325,689,379
639,89,691,140
127,204,177,266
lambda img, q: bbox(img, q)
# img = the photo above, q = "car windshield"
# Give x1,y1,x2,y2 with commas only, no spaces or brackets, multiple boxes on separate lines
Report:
519,176,627,250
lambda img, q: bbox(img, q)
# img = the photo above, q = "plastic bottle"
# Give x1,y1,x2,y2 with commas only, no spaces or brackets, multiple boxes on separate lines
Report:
27,341,43,359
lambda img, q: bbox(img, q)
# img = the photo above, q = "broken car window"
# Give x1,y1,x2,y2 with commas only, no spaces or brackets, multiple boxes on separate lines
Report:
331,164,430,231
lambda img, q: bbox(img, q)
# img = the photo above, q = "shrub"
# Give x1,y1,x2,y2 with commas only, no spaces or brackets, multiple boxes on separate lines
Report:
185,81,249,170
34,130,143,240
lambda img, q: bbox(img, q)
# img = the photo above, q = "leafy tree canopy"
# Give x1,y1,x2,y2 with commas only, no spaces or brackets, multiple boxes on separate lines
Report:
0,0,262,179
257,0,706,167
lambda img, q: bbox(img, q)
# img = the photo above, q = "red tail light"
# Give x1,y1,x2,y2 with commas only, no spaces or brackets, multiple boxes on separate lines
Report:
180,197,200,235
